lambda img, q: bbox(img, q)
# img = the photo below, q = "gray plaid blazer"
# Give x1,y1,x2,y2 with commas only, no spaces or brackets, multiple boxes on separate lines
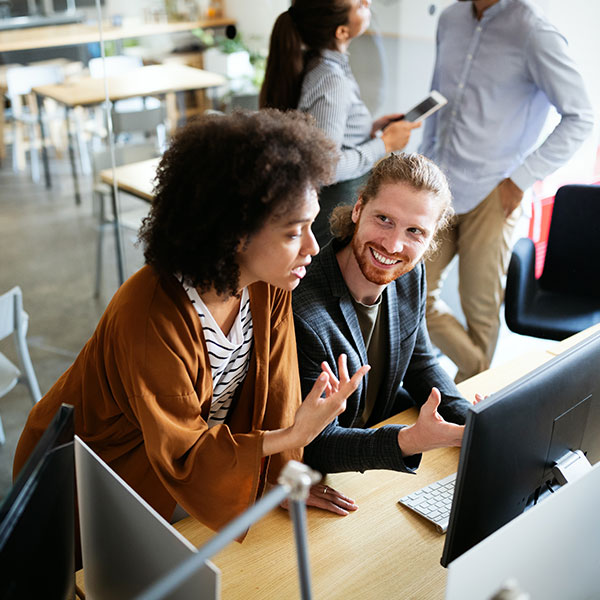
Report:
292,241,470,474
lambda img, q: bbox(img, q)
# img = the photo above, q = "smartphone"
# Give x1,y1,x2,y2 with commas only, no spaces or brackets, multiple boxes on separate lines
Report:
389,90,448,124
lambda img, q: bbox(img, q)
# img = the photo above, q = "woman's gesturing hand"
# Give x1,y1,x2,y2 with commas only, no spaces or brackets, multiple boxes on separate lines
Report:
291,354,370,448
262,354,369,456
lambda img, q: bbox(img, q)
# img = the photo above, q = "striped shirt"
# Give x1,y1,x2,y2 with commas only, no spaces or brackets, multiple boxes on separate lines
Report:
180,282,253,427
298,48,386,183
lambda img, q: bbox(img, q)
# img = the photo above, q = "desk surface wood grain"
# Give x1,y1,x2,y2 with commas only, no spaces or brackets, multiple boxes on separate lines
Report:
175,408,457,600
173,347,560,600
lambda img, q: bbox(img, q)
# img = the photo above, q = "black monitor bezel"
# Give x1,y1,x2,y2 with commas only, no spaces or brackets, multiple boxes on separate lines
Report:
441,332,600,567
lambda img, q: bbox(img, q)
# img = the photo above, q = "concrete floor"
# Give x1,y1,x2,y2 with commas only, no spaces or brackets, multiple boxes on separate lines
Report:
0,150,146,500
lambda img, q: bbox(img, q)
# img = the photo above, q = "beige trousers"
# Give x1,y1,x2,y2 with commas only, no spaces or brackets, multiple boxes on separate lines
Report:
425,185,521,382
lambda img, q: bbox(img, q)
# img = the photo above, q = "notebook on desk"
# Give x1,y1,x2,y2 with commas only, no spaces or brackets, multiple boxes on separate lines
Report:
75,437,220,600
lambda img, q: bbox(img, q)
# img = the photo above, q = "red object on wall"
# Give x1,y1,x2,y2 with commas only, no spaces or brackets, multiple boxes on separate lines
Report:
528,194,555,279
528,178,600,279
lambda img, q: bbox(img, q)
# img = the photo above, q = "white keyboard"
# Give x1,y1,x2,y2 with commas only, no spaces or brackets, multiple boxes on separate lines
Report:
398,472,456,533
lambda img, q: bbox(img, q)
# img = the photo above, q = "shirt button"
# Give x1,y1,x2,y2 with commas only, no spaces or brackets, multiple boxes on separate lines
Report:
476,26,482,31
458,83,464,89
467,54,473,60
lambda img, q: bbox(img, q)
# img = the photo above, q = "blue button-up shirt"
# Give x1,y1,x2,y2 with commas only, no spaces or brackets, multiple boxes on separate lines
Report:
419,0,594,214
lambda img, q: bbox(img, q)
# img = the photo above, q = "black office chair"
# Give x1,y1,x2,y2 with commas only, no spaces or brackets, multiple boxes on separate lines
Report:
504,184,600,341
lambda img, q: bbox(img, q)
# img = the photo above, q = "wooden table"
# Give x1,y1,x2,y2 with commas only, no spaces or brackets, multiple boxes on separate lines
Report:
100,157,159,202
0,18,235,53
98,158,158,285
171,345,561,600
33,64,225,203
35,64,225,108
76,329,598,598
177,411,458,600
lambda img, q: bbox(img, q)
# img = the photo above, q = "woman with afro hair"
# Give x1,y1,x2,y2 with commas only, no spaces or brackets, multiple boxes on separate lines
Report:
14,110,369,534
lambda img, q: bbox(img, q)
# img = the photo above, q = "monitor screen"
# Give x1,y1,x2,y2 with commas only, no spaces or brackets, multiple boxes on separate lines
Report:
445,461,600,600
75,437,220,600
0,404,75,599
441,331,600,567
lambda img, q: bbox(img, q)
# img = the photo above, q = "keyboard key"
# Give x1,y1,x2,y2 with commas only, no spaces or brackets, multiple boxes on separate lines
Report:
398,473,457,533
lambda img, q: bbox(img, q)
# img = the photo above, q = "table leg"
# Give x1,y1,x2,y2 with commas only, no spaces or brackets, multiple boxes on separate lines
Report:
175,90,187,129
0,87,5,165
36,93,52,189
65,106,81,205
110,187,125,286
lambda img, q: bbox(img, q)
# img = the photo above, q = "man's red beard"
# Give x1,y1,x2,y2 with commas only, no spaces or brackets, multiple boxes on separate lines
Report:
351,233,413,286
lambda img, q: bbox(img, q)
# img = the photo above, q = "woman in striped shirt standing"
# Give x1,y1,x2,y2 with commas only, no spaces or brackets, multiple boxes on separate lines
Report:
260,0,420,246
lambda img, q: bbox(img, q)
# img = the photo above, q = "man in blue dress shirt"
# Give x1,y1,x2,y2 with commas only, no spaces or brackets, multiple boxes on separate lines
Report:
420,0,594,382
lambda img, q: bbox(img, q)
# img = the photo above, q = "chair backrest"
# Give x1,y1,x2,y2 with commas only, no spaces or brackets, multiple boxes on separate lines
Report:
88,55,143,79
0,286,21,342
110,102,166,136
5,64,64,98
92,142,160,179
538,184,600,298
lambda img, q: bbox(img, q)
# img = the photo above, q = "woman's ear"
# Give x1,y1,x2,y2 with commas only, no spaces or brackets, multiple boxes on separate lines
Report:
335,24,350,46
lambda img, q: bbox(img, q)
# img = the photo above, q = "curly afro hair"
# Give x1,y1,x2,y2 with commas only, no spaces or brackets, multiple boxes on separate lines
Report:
139,109,338,296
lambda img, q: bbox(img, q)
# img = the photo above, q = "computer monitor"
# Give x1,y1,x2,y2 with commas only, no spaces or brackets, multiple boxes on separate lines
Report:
75,437,220,600
445,461,600,600
441,331,600,567
0,403,75,599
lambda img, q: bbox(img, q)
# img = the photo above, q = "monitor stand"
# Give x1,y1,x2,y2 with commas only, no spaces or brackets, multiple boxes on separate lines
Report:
552,449,592,485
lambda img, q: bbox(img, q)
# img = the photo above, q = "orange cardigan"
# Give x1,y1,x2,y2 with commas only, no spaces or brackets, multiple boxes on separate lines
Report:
14,266,302,533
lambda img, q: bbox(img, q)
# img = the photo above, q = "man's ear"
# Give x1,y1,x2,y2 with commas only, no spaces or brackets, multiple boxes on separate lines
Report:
352,198,363,224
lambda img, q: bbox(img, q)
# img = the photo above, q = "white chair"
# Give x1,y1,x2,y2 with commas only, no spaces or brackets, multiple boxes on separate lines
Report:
87,56,167,150
93,143,160,297
5,64,65,182
0,286,42,445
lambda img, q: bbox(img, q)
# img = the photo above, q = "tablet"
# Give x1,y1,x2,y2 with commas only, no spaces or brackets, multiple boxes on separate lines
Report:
390,90,448,124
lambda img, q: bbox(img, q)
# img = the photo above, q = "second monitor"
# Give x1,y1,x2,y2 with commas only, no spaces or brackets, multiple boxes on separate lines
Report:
441,331,600,566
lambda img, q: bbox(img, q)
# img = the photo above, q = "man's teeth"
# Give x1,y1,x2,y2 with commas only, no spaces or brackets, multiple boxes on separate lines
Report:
371,249,399,265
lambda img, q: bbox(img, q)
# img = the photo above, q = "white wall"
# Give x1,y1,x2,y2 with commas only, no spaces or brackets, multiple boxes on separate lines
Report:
223,0,288,52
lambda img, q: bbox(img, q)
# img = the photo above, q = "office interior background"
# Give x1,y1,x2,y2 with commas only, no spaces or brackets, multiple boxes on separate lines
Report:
0,0,599,501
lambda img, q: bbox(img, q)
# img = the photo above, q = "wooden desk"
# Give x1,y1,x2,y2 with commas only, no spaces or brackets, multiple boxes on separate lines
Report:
176,409,457,600
75,326,600,598
34,64,225,108
546,322,600,357
100,157,159,202
33,64,225,203
0,18,235,53
96,157,158,286
168,347,560,600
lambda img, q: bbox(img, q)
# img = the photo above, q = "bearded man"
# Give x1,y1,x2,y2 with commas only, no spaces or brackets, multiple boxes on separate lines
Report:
292,153,473,498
